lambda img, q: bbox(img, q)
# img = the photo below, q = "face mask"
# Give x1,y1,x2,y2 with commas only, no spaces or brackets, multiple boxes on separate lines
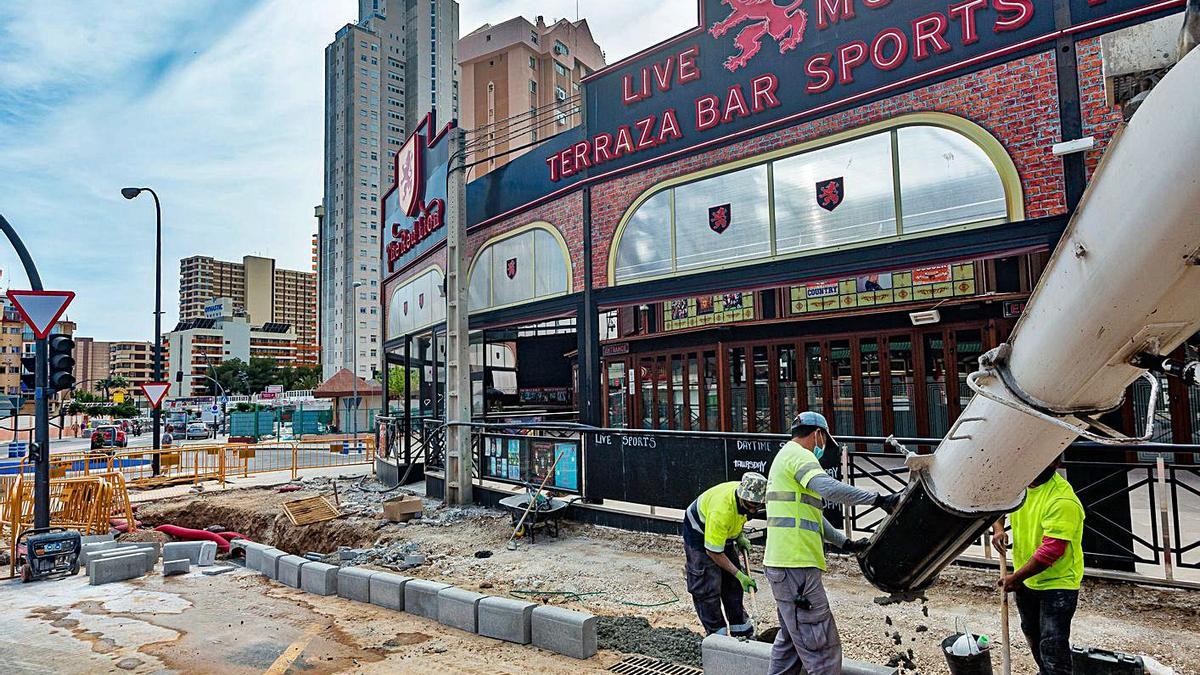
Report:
813,445,825,461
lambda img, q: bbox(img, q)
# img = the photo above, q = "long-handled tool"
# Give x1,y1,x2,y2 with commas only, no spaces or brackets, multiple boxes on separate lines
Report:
506,450,565,551
742,549,763,637
999,539,1013,675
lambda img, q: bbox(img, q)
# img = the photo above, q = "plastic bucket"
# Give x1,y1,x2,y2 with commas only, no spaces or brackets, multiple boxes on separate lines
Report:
941,634,994,675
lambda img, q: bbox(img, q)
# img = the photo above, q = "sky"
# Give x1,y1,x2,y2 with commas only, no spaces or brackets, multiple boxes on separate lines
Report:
0,0,695,342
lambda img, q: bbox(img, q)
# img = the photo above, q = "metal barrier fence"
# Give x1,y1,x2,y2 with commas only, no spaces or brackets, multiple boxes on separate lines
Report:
8,437,375,489
417,424,1200,587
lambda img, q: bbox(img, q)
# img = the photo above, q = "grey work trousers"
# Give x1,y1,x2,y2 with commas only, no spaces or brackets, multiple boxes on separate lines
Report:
764,566,842,675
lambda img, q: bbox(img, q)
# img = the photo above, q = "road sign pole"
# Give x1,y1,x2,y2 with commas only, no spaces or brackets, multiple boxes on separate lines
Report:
33,337,49,529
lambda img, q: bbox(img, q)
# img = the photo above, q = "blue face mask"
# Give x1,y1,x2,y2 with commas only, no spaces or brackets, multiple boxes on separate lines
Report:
813,445,825,461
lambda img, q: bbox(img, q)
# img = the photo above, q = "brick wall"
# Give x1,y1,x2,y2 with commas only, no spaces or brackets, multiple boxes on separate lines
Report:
589,50,1067,289
1076,36,1126,180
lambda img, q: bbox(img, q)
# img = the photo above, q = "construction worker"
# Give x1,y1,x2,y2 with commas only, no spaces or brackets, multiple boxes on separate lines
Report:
992,456,1084,675
764,411,901,675
682,471,767,637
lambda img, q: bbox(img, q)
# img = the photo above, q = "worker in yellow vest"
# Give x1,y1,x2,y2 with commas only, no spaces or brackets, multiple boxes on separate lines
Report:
765,412,901,675
992,456,1085,675
683,472,767,637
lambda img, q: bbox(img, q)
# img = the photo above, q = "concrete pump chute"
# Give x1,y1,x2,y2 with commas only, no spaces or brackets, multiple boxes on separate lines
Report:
860,47,1200,594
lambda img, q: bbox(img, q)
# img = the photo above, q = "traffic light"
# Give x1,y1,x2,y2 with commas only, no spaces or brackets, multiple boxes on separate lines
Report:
20,354,35,395
47,333,75,392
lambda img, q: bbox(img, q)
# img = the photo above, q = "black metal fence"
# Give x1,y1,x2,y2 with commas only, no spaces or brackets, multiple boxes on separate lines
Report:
418,422,1200,585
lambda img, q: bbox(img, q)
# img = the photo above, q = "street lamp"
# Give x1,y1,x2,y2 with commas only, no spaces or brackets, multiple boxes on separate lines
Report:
351,281,365,446
121,186,164,475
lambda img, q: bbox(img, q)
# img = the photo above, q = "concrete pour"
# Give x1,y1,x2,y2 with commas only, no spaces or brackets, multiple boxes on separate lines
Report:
597,616,704,667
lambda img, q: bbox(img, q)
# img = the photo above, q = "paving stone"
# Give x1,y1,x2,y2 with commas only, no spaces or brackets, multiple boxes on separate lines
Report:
88,553,146,585
197,541,217,567
259,548,287,579
162,559,190,576
368,572,411,611
79,541,119,566
403,579,452,619
86,547,154,577
437,586,485,633
478,596,537,644
163,542,206,566
337,567,376,603
531,605,598,660
80,534,116,545
300,562,338,596
277,555,308,588
700,635,897,675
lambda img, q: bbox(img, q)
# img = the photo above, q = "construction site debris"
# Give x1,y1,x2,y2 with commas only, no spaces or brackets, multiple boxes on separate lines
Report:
598,616,703,667
282,495,341,526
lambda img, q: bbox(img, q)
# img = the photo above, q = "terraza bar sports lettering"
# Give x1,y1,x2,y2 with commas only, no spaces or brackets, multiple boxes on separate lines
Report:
548,0,1036,182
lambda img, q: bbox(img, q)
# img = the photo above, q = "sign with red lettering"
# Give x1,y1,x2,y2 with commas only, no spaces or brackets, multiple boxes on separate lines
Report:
542,0,1171,183
382,112,456,279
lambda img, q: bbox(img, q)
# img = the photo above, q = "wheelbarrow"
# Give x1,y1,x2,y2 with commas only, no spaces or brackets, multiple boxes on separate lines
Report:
498,492,570,544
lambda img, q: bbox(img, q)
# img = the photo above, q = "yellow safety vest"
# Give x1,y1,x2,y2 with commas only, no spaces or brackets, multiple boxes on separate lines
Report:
764,440,827,570
1011,473,1085,591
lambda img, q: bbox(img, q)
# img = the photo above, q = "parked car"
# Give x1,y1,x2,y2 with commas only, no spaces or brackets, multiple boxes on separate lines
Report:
185,422,211,440
90,425,127,452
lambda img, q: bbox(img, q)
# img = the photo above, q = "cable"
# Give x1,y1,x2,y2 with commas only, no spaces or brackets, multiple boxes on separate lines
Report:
462,106,581,153
509,581,680,608
465,94,582,137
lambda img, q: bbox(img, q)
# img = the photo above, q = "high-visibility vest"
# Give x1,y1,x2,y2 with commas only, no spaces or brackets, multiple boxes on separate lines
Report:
763,440,827,570
1011,473,1085,591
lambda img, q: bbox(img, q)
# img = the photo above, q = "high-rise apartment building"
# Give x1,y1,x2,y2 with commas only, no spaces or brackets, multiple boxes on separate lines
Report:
178,255,317,366
73,338,112,394
321,0,458,379
109,341,155,392
459,16,604,175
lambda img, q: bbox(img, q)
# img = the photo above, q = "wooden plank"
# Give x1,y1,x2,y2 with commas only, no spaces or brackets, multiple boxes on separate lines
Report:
282,495,340,526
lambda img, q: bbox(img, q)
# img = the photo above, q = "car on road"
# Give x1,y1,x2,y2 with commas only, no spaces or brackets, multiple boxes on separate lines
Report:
184,422,211,440
90,425,127,452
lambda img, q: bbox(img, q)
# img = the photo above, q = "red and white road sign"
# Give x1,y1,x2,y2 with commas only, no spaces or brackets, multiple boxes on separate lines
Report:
6,290,75,340
141,382,171,409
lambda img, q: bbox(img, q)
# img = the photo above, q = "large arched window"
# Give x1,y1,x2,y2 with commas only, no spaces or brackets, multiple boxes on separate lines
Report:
388,266,445,339
610,113,1023,285
469,223,572,312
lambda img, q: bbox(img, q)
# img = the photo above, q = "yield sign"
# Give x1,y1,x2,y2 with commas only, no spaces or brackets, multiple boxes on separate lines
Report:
6,290,75,340
141,382,171,409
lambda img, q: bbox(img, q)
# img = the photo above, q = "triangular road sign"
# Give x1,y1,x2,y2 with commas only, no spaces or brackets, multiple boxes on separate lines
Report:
6,290,75,340
141,382,171,409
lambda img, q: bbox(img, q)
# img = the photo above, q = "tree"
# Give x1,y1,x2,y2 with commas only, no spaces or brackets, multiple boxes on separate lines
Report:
388,366,414,398
209,359,250,395
245,358,278,393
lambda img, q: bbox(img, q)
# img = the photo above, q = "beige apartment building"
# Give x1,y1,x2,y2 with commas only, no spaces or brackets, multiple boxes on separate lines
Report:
178,255,317,365
73,338,112,394
109,341,155,392
459,15,605,175
165,300,298,398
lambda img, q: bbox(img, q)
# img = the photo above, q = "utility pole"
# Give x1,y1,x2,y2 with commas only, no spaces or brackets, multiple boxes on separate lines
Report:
444,128,472,505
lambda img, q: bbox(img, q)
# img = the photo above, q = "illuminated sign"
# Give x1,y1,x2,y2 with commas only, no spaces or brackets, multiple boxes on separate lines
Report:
382,113,456,278
789,262,976,314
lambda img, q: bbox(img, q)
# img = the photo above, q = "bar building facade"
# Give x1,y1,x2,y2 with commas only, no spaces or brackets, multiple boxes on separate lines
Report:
382,1,1199,448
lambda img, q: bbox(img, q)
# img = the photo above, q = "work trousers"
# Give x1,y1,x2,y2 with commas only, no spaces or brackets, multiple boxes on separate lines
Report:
765,566,842,675
682,540,750,636
1014,586,1078,675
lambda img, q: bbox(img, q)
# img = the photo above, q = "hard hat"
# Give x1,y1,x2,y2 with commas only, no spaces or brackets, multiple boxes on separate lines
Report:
736,472,767,504
789,411,842,451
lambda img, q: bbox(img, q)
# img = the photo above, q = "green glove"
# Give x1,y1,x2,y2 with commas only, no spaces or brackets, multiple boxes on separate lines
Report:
735,534,752,554
735,571,758,593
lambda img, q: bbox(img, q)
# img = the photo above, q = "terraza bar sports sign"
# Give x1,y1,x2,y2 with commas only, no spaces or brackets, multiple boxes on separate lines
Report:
546,0,1173,182
383,113,455,278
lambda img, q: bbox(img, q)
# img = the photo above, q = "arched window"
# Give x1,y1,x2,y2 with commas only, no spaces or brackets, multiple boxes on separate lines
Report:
469,223,572,312
387,266,445,339
610,113,1022,285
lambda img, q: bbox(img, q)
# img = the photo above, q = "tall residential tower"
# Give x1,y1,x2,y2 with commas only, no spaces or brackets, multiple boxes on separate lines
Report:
321,0,459,379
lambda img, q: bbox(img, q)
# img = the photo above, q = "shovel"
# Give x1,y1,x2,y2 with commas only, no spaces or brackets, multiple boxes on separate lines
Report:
506,450,565,551
741,548,766,641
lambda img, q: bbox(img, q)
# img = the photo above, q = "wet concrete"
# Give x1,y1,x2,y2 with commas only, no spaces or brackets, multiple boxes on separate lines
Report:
597,616,703,667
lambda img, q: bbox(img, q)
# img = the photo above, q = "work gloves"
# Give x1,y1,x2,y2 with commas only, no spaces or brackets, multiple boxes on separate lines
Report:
735,534,752,554
874,491,903,514
842,538,870,555
735,570,758,593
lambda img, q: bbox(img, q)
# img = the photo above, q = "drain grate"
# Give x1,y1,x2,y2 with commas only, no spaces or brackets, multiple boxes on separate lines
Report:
608,656,703,675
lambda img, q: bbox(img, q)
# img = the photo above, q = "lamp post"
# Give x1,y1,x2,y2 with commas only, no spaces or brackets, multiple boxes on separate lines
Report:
351,281,364,446
121,187,163,475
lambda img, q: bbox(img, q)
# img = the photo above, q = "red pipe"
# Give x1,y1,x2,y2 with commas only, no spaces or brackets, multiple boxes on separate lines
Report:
214,531,249,542
154,524,231,553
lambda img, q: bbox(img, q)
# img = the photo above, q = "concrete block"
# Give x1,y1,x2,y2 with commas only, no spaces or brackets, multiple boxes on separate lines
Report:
86,547,154,577
235,541,270,570
300,562,338,596
259,548,287,579
79,541,119,566
531,605,598,660
197,541,217,567
478,596,537,645
163,541,206,565
277,555,308,588
337,567,376,603
437,587,484,633
700,635,897,675
368,572,411,611
81,533,116,545
88,553,146,585
403,579,452,619
163,559,190,576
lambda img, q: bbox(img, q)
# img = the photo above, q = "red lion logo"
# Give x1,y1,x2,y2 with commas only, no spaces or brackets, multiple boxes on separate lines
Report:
709,0,809,72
